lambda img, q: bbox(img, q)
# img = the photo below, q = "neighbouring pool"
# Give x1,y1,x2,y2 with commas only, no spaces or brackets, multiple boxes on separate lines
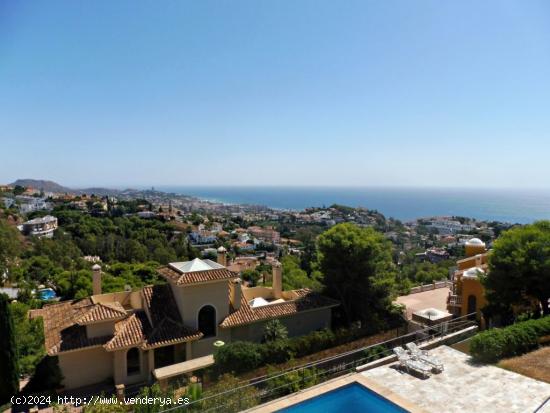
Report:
38,288,57,300
277,383,409,413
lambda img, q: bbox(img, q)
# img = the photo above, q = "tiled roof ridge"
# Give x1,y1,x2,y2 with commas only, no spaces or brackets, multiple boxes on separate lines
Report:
75,301,127,325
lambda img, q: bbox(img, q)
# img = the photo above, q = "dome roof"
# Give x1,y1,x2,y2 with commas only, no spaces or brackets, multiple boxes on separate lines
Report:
217,246,227,253
92,264,101,271
463,267,484,279
466,238,485,246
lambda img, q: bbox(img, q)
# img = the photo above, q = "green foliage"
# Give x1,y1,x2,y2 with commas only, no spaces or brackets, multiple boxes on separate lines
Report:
133,383,174,413
470,316,550,363
10,301,45,376
399,261,450,286
265,365,319,397
24,355,63,393
214,341,264,374
53,209,194,264
201,374,260,413
485,221,550,316
362,345,387,362
0,218,22,275
0,294,19,404
281,255,321,290
263,319,288,343
317,223,397,326
264,340,294,364
241,269,261,287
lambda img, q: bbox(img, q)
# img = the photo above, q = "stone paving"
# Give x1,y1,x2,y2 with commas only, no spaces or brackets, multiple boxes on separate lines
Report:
361,345,550,413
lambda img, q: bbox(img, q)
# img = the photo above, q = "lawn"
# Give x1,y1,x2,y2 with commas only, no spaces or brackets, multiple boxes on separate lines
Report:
498,346,550,384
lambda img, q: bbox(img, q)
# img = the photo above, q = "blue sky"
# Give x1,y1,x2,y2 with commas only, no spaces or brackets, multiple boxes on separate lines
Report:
1,0,550,188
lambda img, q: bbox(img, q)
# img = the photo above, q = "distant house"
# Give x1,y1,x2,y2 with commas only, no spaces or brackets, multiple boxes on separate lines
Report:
247,226,280,244
31,254,338,390
16,195,51,214
2,197,15,209
20,215,58,238
189,230,217,245
426,247,450,263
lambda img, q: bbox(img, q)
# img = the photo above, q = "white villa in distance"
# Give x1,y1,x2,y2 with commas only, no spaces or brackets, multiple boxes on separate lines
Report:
31,248,338,390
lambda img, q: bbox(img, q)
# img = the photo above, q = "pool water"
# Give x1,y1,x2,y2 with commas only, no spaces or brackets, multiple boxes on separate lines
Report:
38,288,57,300
278,383,409,413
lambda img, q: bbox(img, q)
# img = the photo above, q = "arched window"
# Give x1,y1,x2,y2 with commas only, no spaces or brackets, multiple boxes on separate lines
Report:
198,305,216,338
467,295,477,318
127,348,140,376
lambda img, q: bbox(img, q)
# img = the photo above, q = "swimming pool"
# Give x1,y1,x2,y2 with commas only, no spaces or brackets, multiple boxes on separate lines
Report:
37,288,57,300
277,383,409,413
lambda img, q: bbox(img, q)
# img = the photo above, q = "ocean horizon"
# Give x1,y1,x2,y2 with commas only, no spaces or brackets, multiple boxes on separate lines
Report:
157,186,550,224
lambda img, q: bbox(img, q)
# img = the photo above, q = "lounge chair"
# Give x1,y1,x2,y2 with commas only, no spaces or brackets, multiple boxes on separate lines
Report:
405,342,444,372
392,347,432,378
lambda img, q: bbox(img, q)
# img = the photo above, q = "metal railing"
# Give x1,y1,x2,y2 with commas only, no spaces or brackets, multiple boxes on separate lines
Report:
155,313,478,413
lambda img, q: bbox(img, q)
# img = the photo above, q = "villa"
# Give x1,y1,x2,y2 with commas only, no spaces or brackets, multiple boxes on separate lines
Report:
19,215,58,238
30,248,338,390
447,237,489,319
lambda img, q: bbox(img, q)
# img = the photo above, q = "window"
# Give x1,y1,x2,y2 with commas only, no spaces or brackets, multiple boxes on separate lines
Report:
198,305,216,338
127,348,140,376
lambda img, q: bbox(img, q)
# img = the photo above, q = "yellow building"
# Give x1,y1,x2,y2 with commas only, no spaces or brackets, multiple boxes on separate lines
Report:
447,238,489,319
31,252,338,391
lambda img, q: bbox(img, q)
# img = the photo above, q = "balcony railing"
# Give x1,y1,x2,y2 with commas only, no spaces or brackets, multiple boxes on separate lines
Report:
447,294,462,306
157,313,478,413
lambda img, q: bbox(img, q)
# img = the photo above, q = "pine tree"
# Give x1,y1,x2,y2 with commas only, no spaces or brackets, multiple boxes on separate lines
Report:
0,293,19,404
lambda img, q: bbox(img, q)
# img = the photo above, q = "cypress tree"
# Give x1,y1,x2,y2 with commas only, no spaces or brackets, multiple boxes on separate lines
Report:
0,293,19,404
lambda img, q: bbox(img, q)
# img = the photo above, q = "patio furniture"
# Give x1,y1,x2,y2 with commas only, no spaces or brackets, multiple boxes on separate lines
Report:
392,346,432,378
405,342,444,373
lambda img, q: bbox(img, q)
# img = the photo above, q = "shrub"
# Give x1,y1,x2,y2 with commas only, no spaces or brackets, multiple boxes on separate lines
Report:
24,356,63,393
263,319,288,343
470,316,550,363
214,341,264,374
265,366,320,397
264,340,294,364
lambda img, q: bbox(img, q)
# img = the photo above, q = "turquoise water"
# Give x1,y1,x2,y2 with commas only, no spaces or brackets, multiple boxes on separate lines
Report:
277,383,409,413
159,186,550,224
38,288,56,300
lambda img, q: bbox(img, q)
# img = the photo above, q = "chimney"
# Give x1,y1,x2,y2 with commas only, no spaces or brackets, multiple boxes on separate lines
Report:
92,264,102,295
217,246,227,267
230,278,242,310
272,261,282,299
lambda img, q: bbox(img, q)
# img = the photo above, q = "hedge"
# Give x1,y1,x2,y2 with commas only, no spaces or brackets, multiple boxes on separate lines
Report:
470,316,550,363
214,325,381,375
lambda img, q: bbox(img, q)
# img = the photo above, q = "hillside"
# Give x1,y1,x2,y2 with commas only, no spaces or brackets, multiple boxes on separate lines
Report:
10,179,71,193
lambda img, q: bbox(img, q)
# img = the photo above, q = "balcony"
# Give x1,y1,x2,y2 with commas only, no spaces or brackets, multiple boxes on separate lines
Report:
447,294,462,307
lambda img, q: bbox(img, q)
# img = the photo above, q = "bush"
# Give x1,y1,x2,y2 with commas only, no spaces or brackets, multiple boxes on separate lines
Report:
214,341,264,374
470,316,550,363
24,356,63,393
265,366,320,397
264,340,294,364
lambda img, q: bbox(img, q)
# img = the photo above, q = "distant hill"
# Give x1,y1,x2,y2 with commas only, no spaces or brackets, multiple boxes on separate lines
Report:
9,179,122,196
10,179,72,193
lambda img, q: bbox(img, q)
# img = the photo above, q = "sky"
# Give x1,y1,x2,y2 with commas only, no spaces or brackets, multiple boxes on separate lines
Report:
1,0,550,188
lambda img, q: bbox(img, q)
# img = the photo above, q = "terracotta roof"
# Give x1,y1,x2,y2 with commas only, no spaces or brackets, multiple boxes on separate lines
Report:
32,284,202,355
104,312,150,351
76,302,127,325
142,318,202,349
219,289,339,328
30,298,111,355
158,266,237,285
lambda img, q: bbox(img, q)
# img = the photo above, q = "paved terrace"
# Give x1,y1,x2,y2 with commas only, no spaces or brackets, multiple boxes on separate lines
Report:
396,287,450,319
361,346,550,413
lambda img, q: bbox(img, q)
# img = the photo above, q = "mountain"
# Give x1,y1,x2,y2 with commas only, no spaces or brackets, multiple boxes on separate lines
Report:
9,179,122,196
10,179,72,193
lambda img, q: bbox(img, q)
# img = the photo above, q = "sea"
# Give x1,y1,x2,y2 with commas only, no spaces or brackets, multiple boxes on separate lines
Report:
157,186,550,224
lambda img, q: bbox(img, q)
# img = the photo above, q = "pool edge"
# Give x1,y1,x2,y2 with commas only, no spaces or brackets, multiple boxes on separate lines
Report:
245,373,427,413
